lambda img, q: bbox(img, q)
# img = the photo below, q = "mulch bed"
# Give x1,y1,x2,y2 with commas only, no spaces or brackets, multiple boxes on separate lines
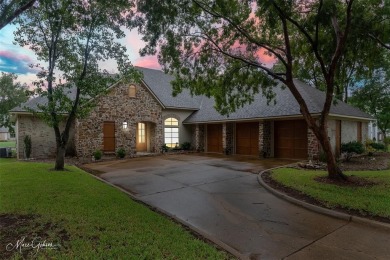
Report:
339,152,390,171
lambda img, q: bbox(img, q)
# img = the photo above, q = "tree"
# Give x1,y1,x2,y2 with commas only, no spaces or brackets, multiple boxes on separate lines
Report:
0,0,37,30
0,73,30,132
350,67,390,140
15,0,138,170
132,0,379,180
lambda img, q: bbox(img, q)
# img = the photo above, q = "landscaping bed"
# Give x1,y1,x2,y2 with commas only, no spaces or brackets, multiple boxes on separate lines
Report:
262,152,390,223
0,158,231,259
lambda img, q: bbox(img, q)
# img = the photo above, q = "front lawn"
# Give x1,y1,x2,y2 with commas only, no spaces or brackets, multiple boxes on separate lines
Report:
270,168,390,219
0,141,15,148
0,158,230,259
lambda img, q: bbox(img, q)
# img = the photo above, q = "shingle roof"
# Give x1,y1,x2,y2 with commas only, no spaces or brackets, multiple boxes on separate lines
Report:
10,67,372,122
10,88,77,113
183,79,372,123
136,67,202,109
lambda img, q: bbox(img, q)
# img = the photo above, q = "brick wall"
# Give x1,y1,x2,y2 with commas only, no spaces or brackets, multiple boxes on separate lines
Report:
16,115,75,159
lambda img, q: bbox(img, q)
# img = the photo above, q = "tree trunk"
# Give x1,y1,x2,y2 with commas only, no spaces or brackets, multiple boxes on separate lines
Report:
316,123,347,180
55,145,66,171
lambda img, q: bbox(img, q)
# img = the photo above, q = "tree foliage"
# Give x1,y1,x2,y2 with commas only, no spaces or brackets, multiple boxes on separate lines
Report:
14,0,138,170
132,0,379,180
0,73,30,132
0,0,37,30
350,61,390,139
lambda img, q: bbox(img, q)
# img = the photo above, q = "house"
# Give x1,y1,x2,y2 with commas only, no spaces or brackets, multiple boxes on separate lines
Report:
10,67,372,160
0,126,13,141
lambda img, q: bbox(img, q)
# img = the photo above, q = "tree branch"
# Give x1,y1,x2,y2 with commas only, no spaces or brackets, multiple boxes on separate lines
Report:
0,0,37,30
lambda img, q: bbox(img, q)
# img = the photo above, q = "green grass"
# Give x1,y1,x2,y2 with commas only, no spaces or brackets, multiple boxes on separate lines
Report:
271,168,390,218
0,141,15,147
0,158,230,259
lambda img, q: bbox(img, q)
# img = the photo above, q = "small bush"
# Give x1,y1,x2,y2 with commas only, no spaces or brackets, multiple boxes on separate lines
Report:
370,142,386,151
341,141,364,162
181,142,191,150
116,148,126,158
161,144,169,153
24,135,32,159
93,150,102,160
384,137,390,151
319,151,327,163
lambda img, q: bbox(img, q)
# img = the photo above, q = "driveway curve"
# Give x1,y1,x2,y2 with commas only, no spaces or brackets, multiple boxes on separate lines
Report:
84,154,390,259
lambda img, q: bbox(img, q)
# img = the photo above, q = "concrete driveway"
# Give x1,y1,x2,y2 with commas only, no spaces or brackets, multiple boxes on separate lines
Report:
84,154,390,259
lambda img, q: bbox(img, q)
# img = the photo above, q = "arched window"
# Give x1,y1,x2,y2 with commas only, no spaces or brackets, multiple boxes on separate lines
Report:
164,117,179,147
128,85,136,97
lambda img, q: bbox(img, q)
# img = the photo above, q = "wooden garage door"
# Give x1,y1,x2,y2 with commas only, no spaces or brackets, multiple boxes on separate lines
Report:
103,121,115,152
236,122,259,155
207,124,223,153
274,120,308,159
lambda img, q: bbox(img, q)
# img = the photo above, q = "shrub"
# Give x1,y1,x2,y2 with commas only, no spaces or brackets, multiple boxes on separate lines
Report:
365,139,376,154
116,147,126,158
341,141,364,162
93,150,102,160
181,142,191,150
161,144,169,153
318,151,327,163
24,135,32,159
370,142,386,151
384,137,390,151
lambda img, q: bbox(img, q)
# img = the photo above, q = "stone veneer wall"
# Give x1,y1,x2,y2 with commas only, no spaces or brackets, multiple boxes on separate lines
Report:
260,121,271,157
222,123,234,155
192,124,205,152
16,115,75,159
76,82,163,157
307,128,320,160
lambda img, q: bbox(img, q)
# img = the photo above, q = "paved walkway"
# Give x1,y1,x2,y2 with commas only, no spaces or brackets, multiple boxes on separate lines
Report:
84,154,390,259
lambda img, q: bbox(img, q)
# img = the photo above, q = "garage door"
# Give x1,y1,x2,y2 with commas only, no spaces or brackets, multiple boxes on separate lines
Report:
207,124,223,153
236,122,259,155
274,120,308,159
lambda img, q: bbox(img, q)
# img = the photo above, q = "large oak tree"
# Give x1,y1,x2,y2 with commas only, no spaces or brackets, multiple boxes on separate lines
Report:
132,0,383,179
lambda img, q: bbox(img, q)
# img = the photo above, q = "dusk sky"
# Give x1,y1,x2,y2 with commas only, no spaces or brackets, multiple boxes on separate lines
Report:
0,24,161,85
0,23,275,86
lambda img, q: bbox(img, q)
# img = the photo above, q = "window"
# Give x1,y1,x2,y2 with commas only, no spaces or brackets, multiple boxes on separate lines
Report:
129,85,136,97
164,117,179,147
138,123,145,143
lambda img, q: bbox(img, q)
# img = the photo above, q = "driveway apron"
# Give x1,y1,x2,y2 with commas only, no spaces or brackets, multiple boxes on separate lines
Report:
84,154,390,259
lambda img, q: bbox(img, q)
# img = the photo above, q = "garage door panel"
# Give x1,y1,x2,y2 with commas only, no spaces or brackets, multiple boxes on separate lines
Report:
207,124,223,153
236,122,259,156
275,120,308,159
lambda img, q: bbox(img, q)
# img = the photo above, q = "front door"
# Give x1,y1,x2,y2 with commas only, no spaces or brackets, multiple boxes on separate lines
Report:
136,122,147,152
103,121,115,152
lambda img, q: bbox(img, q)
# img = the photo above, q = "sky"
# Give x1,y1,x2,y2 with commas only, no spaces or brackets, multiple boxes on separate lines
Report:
0,24,161,85
0,23,276,86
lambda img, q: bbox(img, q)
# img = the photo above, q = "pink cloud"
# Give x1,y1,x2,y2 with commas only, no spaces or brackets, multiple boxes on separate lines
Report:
134,55,161,69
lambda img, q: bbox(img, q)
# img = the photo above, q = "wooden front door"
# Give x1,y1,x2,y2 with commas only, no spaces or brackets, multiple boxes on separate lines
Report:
207,124,223,153
103,121,115,152
136,122,147,152
274,120,308,159
236,122,259,155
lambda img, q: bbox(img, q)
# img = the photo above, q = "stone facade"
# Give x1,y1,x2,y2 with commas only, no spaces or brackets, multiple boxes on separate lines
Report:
76,82,163,157
222,123,234,155
192,124,205,152
259,121,271,158
15,115,75,159
307,128,320,160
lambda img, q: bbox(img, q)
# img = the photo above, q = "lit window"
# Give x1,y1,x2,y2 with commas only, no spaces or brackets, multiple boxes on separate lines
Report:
123,122,128,129
129,85,136,97
138,123,145,143
164,117,179,147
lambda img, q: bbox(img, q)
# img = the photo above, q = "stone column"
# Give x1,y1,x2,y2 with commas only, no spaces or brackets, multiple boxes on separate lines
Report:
223,123,234,155
308,128,320,160
259,122,264,157
193,124,205,152
259,121,271,158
